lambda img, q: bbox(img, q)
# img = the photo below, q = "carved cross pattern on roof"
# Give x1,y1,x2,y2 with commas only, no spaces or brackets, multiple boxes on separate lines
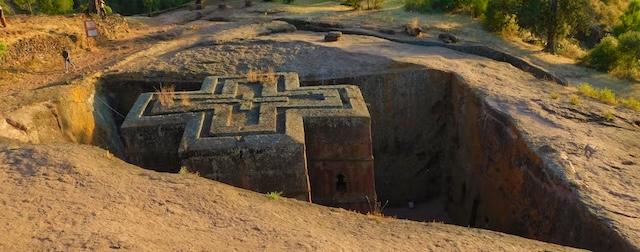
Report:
123,73,364,139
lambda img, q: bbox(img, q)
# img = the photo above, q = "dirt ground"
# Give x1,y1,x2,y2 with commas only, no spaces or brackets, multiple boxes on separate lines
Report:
1,1,639,251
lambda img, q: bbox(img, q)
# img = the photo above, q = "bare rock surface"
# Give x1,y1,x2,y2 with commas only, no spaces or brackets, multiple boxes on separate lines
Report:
0,142,584,251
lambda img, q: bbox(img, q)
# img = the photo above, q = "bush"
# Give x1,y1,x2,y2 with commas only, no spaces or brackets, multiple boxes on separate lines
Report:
403,0,429,12
470,0,488,18
0,42,7,58
342,0,362,10
104,5,113,14
580,36,620,72
599,87,618,104
616,31,640,67
403,0,472,12
365,0,384,9
485,0,518,32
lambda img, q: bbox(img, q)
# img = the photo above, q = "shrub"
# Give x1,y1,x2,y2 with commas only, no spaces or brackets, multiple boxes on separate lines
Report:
342,0,362,9
613,31,640,79
603,111,614,122
598,88,618,105
403,0,473,12
485,0,518,33
365,0,384,9
569,95,580,105
404,0,429,12
105,5,113,14
470,0,488,18
265,191,282,200
577,82,599,98
550,92,560,99
580,36,620,72
621,98,640,112
0,42,7,58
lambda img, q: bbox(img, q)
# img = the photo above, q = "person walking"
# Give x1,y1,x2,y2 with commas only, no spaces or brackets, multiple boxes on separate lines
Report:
0,5,8,28
62,50,76,73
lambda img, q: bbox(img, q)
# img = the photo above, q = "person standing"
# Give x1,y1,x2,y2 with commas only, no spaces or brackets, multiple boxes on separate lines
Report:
99,0,107,18
62,50,76,73
0,5,7,28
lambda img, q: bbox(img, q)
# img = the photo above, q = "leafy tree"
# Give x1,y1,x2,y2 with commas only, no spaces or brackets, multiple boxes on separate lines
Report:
486,0,594,54
484,0,519,32
34,0,73,14
14,0,36,14
613,0,640,36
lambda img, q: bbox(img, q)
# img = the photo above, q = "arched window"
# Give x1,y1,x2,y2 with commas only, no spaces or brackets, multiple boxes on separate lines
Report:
336,174,347,193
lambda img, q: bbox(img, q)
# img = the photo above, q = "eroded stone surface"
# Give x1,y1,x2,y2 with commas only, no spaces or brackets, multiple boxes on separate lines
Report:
121,72,376,211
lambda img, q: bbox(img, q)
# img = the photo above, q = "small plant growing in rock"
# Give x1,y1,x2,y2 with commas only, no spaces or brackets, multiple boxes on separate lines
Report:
179,166,189,175
604,111,614,122
155,84,176,107
569,95,580,105
180,93,192,107
550,92,560,99
409,18,420,30
246,66,277,84
366,196,390,220
265,191,282,200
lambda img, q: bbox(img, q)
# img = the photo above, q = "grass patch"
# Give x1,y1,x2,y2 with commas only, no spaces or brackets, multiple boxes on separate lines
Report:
621,98,640,112
599,88,618,105
550,92,560,99
577,82,599,98
577,83,619,105
604,111,614,122
265,191,283,200
569,95,580,105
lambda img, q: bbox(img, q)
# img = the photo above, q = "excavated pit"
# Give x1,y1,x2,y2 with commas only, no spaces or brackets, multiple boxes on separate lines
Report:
43,67,628,251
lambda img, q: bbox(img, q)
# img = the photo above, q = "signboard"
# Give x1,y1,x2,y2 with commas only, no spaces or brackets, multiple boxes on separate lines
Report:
84,20,99,37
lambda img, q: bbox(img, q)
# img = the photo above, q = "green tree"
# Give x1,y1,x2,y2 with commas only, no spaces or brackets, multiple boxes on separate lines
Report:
35,0,73,14
613,0,640,36
14,0,37,14
490,0,594,54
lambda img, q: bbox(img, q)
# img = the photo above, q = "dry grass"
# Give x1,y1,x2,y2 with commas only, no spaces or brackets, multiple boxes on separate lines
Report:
155,84,176,107
409,18,420,30
105,150,114,160
366,197,391,221
246,66,277,84
180,93,192,107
